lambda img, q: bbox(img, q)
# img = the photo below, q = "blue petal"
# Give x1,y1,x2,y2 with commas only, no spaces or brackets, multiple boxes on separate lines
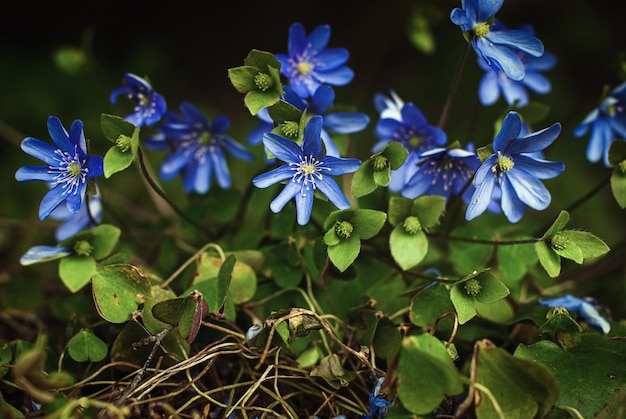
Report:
302,116,324,157
465,176,496,221
180,101,209,126
540,295,584,310
375,118,403,140
39,186,68,220
86,156,105,178
478,71,501,106
69,119,87,153
316,48,349,71
487,29,544,57
221,136,254,160
19,137,60,166
477,0,503,22
607,113,626,140
324,112,370,134
508,122,561,155
47,116,73,154
160,144,196,179
500,175,526,223
320,130,340,157
320,156,361,175
314,66,354,87
15,166,58,182
522,72,551,95
287,23,308,56
579,302,611,334
450,8,473,32
270,181,300,213
401,103,427,128
210,147,231,189
493,111,522,152
402,171,434,199
506,168,551,210
500,77,529,106
20,245,71,266
253,165,294,188
514,155,564,180
263,133,303,163
317,177,351,210
189,156,211,194
294,186,315,225
475,38,525,81
307,24,331,52
311,85,335,113
110,85,132,103
474,154,497,184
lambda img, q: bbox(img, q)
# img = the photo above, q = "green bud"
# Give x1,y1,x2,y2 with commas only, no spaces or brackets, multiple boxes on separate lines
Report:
464,278,482,296
335,221,354,239
254,72,274,91
618,159,626,174
402,216,421,235
74,240,94,256
550,232,569,251
372,154,389,171
281,121,299,138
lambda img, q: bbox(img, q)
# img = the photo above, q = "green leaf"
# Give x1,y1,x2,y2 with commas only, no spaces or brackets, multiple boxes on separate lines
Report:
553,239,583,263
535,240,562,278
474,272,510,304
537,307,584,336
151,290,208,344
388,196,413,226
323,227,342,246
92,264,151,323
190,254,237,312
475,340,559,419
412,195,445,228
383,141,409,169
408,13,435,55
515,334,626,418
610,169,626,208
450,284,477,324
104,144,134,178
59,256,96,293
100,113,136,141
351,161,378,197
389,227,428,270
542,210,570,239
397,334,464,414
562,230,610,259
410,282,454,327
89,224,121,260
67,330,108,363
227,66,259,92
608,138,626,166
245,89,281,116
351,209,387,239
142,286,178,334
328,235,361,272
310,353,356,389
267,98,303,125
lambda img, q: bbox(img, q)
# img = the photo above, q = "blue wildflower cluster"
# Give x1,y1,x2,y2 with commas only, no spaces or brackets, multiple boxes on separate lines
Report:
8,0,622,417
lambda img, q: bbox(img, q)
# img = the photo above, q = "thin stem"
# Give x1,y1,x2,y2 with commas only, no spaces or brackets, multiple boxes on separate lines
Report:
136,146,214,239
438,42,470,130
426,231,539,246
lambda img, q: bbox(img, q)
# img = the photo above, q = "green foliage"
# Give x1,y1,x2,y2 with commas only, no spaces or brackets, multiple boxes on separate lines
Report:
101,113,140,177
352,142,408,197
450,270,510,324
67,330,108,362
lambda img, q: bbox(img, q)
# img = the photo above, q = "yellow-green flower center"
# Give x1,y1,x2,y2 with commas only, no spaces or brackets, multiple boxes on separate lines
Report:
618,160,626,174
550,232,569,251
464,278,482,296
496,155,515,172
199,131,212,145
281,121,299,138
289,154,331,196
372,155,389,171
68,162,82,177
335,221,354,239
474,22,491,38
297,61,312,75
116,135,132,152
254,72,274,91
402,216,421,235
74,240,94,256
408,135,421,148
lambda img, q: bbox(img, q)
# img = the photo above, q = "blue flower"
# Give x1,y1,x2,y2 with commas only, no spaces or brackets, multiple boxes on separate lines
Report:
276,23,354,99
20,245,71,266
252,115,361,225
49,187,102,241
540,294,611,334
150,101,254,194
450,0,544,81
573,81,626,167
465,111,564,223
15,116,104,221
478,25,556,107
362,377,392,418
110,73,167,128
402,146,480,203
373,102,447,192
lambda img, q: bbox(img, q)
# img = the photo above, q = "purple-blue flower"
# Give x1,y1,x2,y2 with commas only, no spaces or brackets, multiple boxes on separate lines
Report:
362,377,392,418
478,25,556,107
540,294,611,334
252,115,361,225
374,90,405,121
450,0,544,81
466,111,564,223
276,23,354,99
149,101,254,194
15,116,104,221
110,73,167,128
573,81,626,167
373,102,447,192
20,245,71,266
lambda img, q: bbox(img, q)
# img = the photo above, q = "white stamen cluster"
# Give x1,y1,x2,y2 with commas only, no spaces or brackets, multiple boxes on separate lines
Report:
50,146,88,196
289,154,331,196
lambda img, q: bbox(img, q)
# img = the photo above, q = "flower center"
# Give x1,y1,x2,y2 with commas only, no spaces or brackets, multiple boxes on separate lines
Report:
289,154,331,196
474,22,490,38
50,146,89,196
116,135,132,152
408,135,421,148
492,152,514,180
372,155,389,171
550,232,569,251
297,61,312,75
402,216,421,235
74,240,93,256
335,221,354,239
254,72,274,91
281,121,300,138
464,278,482,296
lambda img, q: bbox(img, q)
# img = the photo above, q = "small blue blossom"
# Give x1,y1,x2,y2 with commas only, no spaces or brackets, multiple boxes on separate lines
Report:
478,24,556,107
15,116,104,221
276,23,354,99
374,90,405,121
573,81,626,167
362,377,392,419
149,101,254,194
110,73,167,128
20,245,71,266
450,0,544,81
373,102,447,192
540,294,611,334
49,187,102,241
252,115,361,225
465,111,564,223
